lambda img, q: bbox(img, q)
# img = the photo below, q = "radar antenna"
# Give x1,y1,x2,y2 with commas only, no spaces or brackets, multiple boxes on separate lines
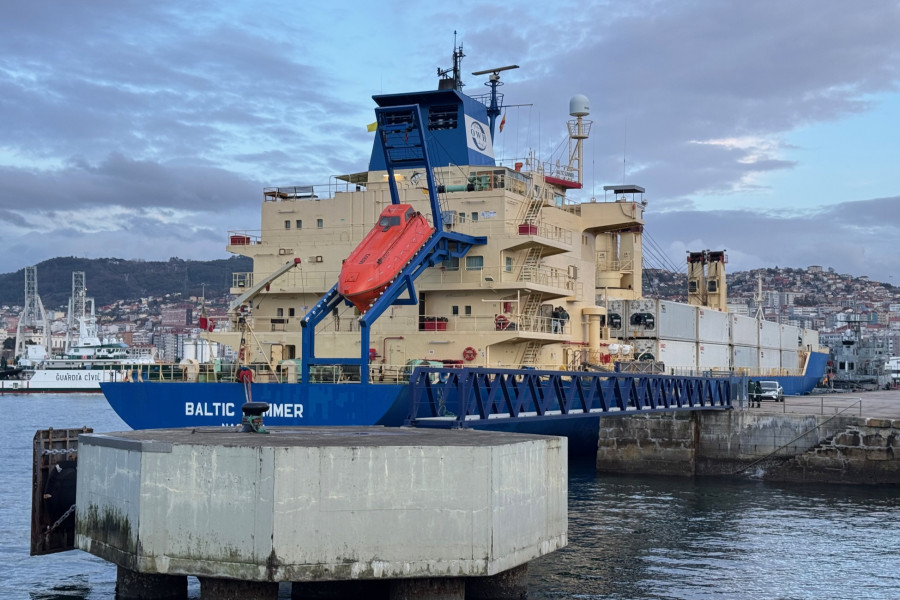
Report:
471,64,519,138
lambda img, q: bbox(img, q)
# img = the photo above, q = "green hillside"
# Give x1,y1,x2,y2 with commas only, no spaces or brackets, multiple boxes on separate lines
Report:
0,256,253,310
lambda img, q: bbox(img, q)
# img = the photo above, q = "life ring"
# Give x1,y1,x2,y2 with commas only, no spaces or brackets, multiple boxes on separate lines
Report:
462,346,477,362
494,314,509,330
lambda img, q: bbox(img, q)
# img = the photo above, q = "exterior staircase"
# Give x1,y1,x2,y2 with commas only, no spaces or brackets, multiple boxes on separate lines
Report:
520,247,542,283
520,341,542,366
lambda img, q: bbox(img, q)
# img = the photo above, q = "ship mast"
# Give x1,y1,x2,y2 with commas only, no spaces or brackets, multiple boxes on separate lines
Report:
472,64,519,139
437,32,465,92
566,95,593,185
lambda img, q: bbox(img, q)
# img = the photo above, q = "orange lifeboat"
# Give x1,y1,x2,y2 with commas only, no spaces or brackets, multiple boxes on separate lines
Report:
338,203,434,313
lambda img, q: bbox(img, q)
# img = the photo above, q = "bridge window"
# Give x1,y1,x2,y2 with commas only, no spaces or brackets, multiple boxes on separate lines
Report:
428,105,458,130
505,257,513,272
317,218,323,229
465,305,472,315
452,306,459,315
284,220,291,229
296,219,302,229
442,257,459,271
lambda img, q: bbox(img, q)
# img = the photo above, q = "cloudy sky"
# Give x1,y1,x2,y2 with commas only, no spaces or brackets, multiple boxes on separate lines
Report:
2,1,899,284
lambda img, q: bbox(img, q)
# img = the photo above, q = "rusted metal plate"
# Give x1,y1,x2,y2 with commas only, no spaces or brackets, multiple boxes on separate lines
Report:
31,427,92,556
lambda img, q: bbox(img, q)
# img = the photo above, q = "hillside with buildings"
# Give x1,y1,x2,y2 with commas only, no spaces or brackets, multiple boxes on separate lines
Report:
644,264,900,386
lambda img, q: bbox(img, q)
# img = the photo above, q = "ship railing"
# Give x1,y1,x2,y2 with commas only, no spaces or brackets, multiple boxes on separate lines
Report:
432,165,530,197
227,231,262,247
518,264,570,287
440,213,575,247
261,177,374,204
503,220,574,246
118,361,226,383
667,366,806,378
405,367,734,426
310,314,571,336
595,253,634,273
416,263,575,293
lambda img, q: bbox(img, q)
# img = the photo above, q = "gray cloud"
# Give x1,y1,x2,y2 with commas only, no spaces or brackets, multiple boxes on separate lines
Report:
0,0,898,282
645,195,900,282
0,157,260,212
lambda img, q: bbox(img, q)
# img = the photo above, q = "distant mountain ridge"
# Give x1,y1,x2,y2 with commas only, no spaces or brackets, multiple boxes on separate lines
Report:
0,256,253,310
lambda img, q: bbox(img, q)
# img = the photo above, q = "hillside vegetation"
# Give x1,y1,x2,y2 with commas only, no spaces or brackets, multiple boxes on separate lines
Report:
0,256,252,311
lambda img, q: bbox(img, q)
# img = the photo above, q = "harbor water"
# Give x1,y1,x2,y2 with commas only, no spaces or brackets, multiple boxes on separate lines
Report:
3,394,899,599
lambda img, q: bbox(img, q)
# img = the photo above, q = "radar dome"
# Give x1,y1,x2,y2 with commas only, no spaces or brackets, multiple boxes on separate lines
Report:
569,94,590,117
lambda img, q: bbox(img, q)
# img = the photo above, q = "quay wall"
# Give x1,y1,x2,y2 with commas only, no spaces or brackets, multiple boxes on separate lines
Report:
596,411,900,484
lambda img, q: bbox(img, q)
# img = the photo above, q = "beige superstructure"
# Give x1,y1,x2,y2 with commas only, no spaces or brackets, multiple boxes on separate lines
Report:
216,166,645,373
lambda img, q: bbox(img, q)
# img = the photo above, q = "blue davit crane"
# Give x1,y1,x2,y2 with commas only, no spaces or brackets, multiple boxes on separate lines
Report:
300,104,486,384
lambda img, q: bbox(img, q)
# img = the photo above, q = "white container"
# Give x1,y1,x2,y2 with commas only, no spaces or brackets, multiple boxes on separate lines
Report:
697,308,729,344
658,339,698,369
781,349,801,371
801,328,819,350
697,343,730,370
759,348,780,369
626,299,697,341
759,320,781,349
732,345,758,369
780,324,801,351
625,298,656,338
659,301,698,341
730,314,758,346
631,338,658,361
607,299,626,337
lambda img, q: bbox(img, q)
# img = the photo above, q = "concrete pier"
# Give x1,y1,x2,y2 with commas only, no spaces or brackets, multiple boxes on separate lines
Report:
75,426,567,599
596,402,900,483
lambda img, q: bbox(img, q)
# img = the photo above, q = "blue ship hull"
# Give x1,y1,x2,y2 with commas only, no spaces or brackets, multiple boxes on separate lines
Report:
100,380,632,454
101,382,410,429
755,351,830,396
101,351,828,455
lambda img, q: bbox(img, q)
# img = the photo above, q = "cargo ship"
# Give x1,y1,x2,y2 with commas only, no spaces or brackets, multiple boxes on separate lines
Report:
101,48,828,432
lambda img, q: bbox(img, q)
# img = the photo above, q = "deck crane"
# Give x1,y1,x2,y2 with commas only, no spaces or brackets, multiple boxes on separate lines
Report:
226,257,303,371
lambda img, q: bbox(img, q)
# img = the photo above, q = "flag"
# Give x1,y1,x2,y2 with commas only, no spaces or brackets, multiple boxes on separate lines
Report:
198,306,214,332
499,114,506,132
366,121,377,132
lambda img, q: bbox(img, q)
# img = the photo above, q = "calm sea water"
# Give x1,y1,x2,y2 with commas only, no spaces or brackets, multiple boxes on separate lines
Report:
3,394,899,599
